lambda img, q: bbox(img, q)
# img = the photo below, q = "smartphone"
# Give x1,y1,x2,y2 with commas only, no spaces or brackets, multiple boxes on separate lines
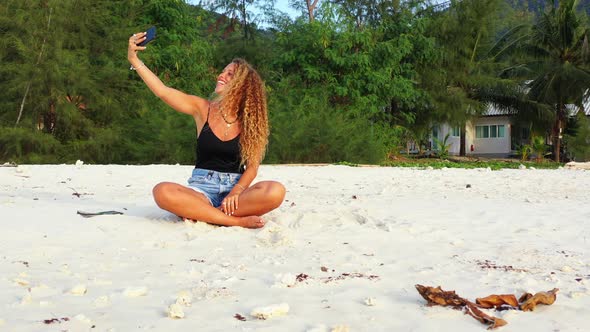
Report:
137,26,156,46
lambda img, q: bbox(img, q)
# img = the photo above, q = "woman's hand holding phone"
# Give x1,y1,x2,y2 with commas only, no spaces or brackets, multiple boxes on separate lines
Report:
128,31,148,64
128,27,156,68
138,26,156,46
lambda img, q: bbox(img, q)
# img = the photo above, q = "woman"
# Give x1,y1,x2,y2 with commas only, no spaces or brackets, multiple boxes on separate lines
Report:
128,31,285,228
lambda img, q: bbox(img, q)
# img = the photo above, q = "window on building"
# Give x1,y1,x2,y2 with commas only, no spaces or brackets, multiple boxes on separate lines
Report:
476,124,506,139
432,126,439,139
498,125,505,138
452,126,461,137
476,126,484,138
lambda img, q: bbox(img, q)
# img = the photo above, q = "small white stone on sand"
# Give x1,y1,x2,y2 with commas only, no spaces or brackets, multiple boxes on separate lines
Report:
167,303,185,319
69,284,87,295
272,273,297,288
176,290,192,306
94,295,111,307
13,278,29,286
39,301,51,307
75,314,92,324
30,284,49,293
123,286,148,297
306,324,328,332
184,232,197,241
519,164,526,170
569,291,585,299
92,279,113,286
545,274,559,282
251,303,290,320
204,287,234,299
75,160,84,167
364,297,377,306
331,325,350,332
561,265,574,273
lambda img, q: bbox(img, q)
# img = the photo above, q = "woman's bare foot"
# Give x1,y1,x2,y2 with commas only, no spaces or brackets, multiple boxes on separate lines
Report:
180,215,264,228
238,216,265,229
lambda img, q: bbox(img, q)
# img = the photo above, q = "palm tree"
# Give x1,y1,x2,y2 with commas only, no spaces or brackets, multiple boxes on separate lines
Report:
419,0,535,156
525,0,590,161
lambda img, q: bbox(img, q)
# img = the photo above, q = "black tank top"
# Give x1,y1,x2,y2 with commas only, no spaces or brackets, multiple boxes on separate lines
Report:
195,107,244,173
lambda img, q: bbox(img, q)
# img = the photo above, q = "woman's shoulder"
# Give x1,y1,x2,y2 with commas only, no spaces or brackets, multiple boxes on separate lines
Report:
189,96,211,122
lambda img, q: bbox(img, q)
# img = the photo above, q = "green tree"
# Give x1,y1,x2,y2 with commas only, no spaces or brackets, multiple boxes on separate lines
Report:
0,0,215,164
523,0,590,161
265,1,435,161
564,111,590,161
417,0,539,156
0,0,135,163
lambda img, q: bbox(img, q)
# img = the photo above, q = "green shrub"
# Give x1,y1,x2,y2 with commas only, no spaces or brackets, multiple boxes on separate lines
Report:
0,127,62,163
564,113,590,161
266,88,391,164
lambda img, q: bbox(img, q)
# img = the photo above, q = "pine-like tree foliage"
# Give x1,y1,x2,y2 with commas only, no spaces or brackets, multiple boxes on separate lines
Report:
0,0,214,164
564,111,590,161
420,0,529,123
521,0,590,161
1,0,588,164
263,1,434,161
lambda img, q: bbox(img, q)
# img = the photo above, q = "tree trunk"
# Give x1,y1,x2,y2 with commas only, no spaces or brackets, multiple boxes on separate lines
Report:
553,120,561,162
553,104,565,162
15,82,32,126
43,100,57,134
240,0,248,40
15,7,52,126
460,127,466,156
306,0,319,23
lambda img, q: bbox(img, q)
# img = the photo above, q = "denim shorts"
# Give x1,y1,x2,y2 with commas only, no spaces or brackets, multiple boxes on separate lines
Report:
187,168,242,207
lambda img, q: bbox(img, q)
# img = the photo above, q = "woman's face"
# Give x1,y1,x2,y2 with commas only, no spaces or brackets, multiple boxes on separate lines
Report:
215,63,237,94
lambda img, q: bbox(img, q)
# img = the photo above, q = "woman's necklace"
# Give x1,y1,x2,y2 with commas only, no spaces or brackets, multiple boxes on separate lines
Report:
218,107,238,138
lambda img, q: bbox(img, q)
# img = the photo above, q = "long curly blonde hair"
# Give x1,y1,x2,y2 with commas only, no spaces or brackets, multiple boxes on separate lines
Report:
217,58,269,167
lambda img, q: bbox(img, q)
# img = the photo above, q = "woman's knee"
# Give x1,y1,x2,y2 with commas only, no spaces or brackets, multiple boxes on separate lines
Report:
266,181,286,207
152,182,176,206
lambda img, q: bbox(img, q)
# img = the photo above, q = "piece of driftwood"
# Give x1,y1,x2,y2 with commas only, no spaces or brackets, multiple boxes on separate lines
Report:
416,284,559,329
77,210,123,218
519,288,559,311
476,294,519,309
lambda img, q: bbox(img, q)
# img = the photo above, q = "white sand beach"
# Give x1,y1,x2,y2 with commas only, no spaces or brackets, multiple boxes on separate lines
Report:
1,164,589,331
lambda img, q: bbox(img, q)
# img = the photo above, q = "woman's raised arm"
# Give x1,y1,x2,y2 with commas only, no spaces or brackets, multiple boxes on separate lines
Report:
127,31,208,119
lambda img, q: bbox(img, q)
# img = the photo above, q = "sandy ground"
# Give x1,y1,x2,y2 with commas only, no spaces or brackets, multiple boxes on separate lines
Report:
1,164,589,332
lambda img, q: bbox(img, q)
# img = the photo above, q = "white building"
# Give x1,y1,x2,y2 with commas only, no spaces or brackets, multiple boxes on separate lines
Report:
431,106,513,157
430,100,589,157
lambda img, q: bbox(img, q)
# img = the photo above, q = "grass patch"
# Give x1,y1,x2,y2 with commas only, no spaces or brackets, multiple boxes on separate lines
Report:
380,156,562,170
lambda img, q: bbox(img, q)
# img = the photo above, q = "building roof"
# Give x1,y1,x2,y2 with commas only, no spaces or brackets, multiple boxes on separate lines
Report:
483,98,590,117
566,98,590,116
482,104,516,117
